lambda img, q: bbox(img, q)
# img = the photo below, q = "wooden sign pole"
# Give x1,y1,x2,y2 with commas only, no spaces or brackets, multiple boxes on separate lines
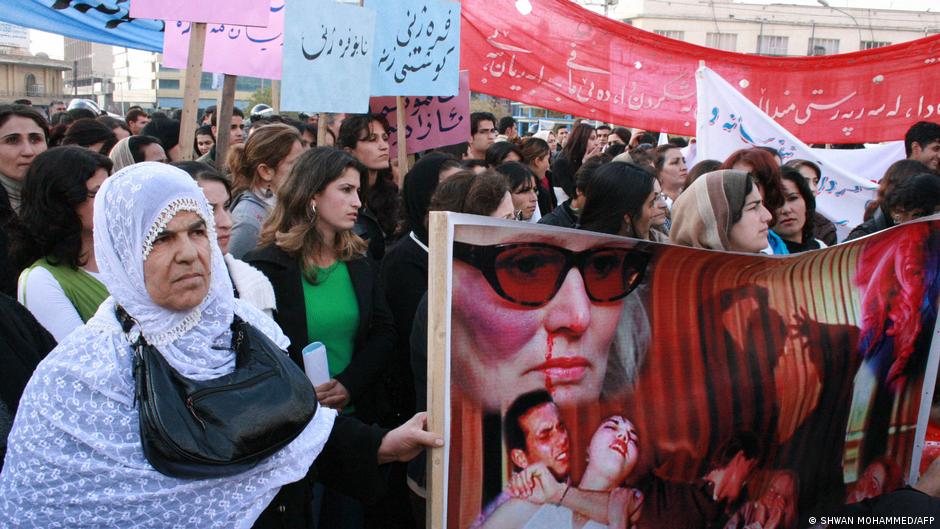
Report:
178,22,207,162
317,113,329,146
271,79,281,114
214,74,237,171
426,211,449,529
395,95,409,187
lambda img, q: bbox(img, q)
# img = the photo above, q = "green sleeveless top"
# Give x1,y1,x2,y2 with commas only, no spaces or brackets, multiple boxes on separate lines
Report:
28,258,108,323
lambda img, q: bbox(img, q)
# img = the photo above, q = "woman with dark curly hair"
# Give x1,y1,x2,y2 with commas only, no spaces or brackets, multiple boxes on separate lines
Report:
338,114,401,260
11,147,112,340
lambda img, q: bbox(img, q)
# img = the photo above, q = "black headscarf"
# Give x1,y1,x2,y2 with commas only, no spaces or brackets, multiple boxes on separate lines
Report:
402,153,455,243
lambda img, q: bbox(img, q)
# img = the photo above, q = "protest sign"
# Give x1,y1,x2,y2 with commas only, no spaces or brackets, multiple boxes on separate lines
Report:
130,0,270,26
162,2,284,79
461,0,940,143
365,0,461,96
280,0,376,113
369,70,469,156
695,66,903,241
428,212,940,529
0,0,163,52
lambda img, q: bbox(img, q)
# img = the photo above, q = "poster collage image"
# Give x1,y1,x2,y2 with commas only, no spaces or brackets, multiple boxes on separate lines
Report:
443,217,940,529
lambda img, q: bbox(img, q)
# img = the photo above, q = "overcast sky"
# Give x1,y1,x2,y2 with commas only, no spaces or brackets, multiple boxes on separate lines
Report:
27,0,935,60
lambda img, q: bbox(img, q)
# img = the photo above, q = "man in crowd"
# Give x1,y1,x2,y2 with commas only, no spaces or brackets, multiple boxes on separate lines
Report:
47,101,66,118
497,116,518,143
904,121,940,173
596,124,611,151
125,108,150,136
198,107,246,164
468,111,496,160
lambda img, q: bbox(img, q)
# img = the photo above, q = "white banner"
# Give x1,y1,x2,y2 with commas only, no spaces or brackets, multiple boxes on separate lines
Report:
695,66,903,241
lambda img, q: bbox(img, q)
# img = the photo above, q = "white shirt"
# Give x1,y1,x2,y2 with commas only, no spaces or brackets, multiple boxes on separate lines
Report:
17,266,102,342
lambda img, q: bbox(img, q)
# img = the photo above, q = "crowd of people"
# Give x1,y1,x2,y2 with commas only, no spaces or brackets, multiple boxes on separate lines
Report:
0,98,939,528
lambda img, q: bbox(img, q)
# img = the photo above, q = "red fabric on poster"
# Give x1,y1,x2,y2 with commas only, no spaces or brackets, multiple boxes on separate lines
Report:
461,0,940,144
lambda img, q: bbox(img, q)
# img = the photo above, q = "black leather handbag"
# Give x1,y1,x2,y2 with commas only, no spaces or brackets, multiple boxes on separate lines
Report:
118,306,318,479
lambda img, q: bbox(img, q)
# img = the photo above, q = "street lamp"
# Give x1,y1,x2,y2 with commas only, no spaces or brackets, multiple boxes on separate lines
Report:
817,0,863,48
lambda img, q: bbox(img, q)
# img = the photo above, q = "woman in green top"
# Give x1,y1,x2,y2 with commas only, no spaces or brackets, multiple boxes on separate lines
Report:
245,147,396,528
11,146,112,341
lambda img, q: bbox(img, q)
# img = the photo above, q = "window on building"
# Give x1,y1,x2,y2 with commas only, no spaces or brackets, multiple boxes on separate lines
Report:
860,40,891,50
25,73,40,96
706,32,737,52
808,38,839,56
158,79,181,90
757,35,788,56
654,30,685,41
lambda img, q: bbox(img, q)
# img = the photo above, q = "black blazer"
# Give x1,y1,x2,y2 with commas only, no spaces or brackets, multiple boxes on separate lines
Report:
244,244,396,423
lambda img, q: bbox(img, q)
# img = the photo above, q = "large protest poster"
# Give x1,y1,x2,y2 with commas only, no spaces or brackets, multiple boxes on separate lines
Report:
369,70,470,156
280,0,375,113
162,1,284,79
460,0,940,143
364,0,461,96
427,212,940,529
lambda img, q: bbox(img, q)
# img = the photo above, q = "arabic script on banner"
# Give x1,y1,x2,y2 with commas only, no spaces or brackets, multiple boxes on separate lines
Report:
369,70,469,155
162,2,284,79
365,0,461,96
131,0,270,26
461,0,940,143
280,0,376,113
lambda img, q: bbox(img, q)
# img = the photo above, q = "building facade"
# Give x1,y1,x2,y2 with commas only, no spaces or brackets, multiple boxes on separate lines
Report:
607,0,940,56
0,51,70,106
63,38,114,108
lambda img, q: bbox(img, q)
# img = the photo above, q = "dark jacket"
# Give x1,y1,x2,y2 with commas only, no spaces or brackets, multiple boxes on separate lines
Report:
378,235,427,427
251,417,388,529
814,211,838,246
354,206,387,261
538,199,578,229
846,206,894,242
536,171,558,216
0,185,17,296
244,244,396,424
0,292,56,471
550,153,578,199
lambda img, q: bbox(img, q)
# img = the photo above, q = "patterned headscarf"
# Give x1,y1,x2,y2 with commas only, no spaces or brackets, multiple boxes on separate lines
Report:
670,170,751,251
0,162,335,528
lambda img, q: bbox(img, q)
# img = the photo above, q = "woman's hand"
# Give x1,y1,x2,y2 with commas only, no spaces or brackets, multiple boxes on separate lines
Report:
315,379,351,410
377,412,444,464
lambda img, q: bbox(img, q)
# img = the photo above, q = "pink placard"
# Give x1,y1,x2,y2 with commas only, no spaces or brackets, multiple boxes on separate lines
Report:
131,0,270,27
162,2,283,80
370,71,469,156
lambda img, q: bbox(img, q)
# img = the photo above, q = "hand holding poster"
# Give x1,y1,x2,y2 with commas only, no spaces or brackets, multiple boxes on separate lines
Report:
162,2,284,79
131,0,270,26
280,0,376,113
429,213,940,529
365,0,461,96
370,71,470,156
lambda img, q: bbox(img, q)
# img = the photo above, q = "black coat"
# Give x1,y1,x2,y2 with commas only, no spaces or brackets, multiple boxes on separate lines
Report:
245,245,396,529
244,244,397,425
378,235,428,427
538,199,578,229
0,292,56,471
846,206,894,242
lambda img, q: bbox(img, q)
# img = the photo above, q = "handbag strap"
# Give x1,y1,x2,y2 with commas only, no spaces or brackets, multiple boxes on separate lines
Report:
114,305,247,362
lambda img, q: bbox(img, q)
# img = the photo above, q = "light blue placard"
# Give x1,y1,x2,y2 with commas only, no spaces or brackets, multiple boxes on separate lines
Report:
280,0,376,113
365,0,460,97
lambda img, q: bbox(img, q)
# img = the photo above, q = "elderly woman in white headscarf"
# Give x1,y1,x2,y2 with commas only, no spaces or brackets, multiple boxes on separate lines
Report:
0,163,440,528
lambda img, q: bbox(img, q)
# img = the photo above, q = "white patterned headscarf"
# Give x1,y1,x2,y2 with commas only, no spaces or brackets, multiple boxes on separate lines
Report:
0,162,336,528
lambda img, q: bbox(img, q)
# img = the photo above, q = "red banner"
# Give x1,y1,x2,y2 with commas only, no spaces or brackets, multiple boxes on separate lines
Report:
461,0,940,143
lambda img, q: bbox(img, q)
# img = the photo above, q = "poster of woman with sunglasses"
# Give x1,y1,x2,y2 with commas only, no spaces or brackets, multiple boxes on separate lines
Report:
430,213,940,529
